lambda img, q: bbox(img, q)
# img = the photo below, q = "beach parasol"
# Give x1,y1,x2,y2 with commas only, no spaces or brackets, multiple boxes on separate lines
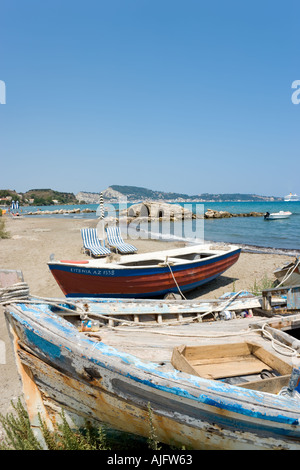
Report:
99,192,104,219
96,192,105,238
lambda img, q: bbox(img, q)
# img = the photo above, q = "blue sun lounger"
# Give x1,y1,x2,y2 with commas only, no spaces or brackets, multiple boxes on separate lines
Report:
81,228,111,257
106,226,137,254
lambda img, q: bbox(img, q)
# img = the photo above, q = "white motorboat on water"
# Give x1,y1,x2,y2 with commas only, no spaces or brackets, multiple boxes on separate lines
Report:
264,211,292,220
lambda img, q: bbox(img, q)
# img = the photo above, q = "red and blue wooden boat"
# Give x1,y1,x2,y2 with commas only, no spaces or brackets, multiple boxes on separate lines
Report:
48,244,241,298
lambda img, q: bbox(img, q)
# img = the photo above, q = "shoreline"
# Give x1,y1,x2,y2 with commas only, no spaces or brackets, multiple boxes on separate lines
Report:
6,213,299,257
0,216,295,422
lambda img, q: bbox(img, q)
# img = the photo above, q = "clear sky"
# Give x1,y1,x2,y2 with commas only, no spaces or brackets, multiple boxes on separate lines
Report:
1,0,299,197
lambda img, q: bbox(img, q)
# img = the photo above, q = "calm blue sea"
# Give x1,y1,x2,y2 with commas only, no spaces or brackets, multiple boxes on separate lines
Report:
198,201,300,255
17,201,300,255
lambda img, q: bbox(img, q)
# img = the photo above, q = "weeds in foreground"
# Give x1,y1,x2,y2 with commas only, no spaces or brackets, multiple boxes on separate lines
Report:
0,399,43,450
0,219,9,239
249,274,274,296
0,399,171,451
0,399,111,450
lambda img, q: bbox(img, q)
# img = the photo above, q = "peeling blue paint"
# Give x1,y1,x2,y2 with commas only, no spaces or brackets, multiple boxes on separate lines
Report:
6,302,300,439
26,329,62,360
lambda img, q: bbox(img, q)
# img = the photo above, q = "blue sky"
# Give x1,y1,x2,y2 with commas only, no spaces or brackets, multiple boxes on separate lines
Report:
1,0,299,197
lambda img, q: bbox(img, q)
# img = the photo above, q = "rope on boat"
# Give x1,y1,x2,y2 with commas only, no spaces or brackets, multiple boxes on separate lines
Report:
108,323,300,357
6,292,299,357
276,257,300,288
109,324,261,337
3,286,299,357
165,259,187,300
0,282,30,304
260,323,300,357
0,287,86,315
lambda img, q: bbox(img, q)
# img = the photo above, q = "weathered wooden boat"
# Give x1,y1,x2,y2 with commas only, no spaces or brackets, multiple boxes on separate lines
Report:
76,292,263,326
4,297,300,450
47,243,241,298
274,257,300,287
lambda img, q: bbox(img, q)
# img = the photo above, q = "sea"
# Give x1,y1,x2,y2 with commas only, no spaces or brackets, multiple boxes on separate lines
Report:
15,200,300,256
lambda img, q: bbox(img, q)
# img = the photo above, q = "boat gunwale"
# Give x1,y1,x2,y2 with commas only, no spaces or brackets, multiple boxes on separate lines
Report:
5,301,300,424
48,245,241,272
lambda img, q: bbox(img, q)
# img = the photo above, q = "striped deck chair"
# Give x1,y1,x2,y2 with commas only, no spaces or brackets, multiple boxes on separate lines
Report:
81,228,111,257
106,226,138,254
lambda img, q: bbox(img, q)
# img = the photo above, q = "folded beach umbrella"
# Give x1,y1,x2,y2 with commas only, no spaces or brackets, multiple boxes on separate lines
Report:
99,192,104,219
96,192,105,219
11,200,15,211
15,200,19,210
96,191,105,240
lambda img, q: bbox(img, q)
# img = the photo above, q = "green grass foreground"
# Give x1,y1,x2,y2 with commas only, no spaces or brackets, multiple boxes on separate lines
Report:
0,218,9,239
0,399,177,451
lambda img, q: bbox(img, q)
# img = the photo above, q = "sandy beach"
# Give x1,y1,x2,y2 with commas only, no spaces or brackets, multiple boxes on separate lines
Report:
0,215,293,421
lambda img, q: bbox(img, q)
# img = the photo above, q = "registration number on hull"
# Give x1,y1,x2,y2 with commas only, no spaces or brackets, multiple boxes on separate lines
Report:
70,268,115,276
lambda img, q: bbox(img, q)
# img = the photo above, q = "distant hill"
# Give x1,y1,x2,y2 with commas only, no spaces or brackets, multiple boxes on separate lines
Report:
76,186,282,203
24,189,78,205
0,189,78,206
107,185,282,202
1,186,282,206
109,185,191,200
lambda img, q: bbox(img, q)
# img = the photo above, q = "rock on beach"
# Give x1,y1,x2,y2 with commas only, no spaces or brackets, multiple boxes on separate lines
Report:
204,209,264,218
22,203,263,220
24,208,95,215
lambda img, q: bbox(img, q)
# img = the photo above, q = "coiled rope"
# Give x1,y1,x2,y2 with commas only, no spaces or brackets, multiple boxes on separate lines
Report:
0,282,30,304
260,322,300,357
0,283,85,315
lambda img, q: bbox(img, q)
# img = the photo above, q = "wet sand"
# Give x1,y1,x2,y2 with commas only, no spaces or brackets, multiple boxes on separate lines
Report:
0,215,293,421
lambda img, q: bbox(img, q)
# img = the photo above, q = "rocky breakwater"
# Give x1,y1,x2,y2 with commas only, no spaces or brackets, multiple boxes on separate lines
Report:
113,203,264,223
119,201,200,222
24,207,96,215
204,209,264,218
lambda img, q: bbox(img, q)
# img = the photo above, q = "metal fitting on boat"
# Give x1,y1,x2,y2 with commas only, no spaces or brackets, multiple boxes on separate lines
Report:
279,367,300,399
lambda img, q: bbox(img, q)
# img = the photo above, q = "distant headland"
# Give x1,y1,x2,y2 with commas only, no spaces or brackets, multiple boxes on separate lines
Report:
77,185,282,204
0,185,283,206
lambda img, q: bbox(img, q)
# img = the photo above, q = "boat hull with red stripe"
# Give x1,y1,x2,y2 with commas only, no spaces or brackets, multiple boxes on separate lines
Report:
48,244,241,298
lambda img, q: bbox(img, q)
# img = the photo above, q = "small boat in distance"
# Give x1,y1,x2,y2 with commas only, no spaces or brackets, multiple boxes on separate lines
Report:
48,244,241,298
284,193,300,202
264,211,292,220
